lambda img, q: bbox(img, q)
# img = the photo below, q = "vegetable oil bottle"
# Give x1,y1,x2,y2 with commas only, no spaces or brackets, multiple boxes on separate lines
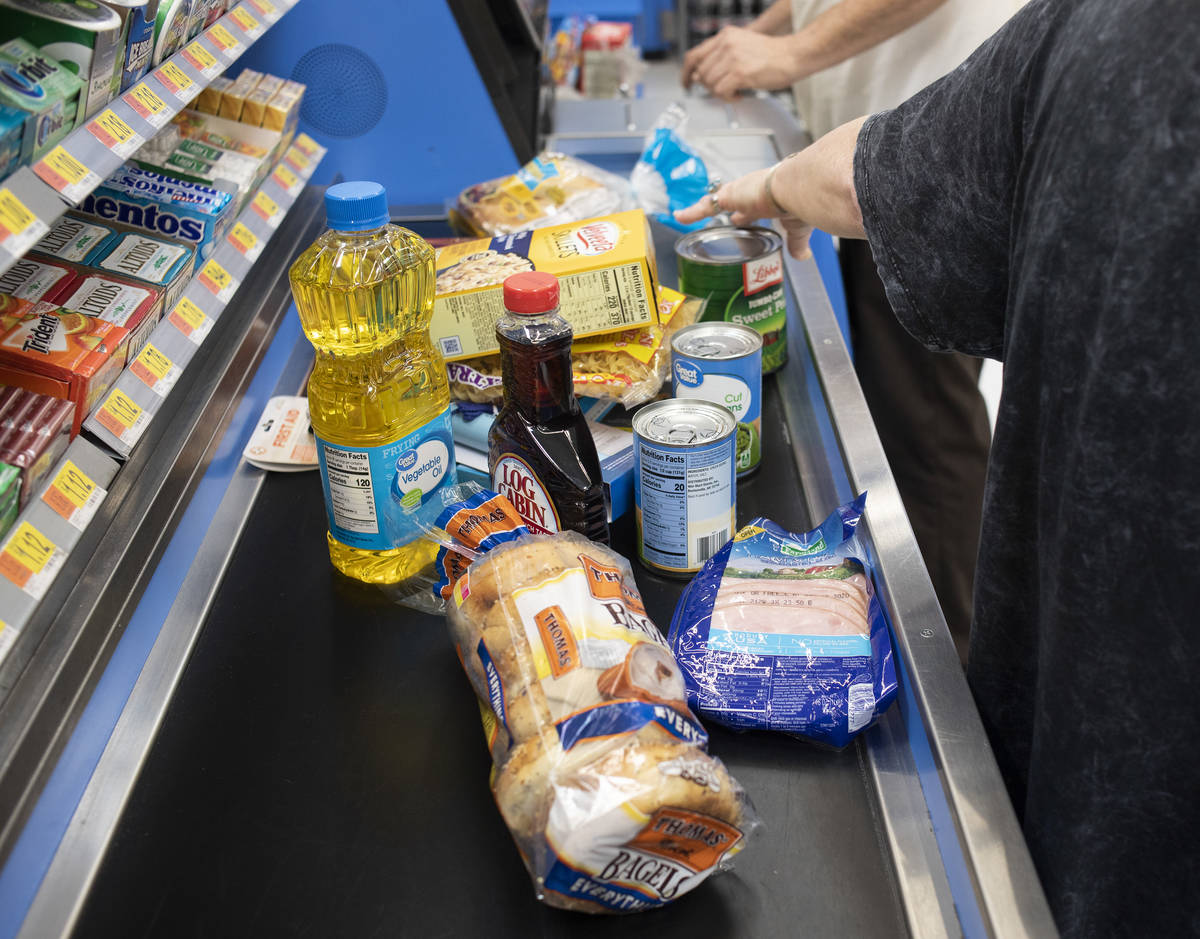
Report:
289,181,455,584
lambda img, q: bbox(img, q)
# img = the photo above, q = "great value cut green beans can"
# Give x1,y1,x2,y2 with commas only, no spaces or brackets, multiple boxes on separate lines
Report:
675,226,787,373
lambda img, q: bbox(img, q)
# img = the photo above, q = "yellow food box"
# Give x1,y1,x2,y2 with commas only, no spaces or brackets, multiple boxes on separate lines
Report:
241,74,283,126
432,209,659,361
195,76,231,115
218,69,264,122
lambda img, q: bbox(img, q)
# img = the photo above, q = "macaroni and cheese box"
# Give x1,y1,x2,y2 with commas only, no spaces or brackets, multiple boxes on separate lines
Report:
0,256,76,303
87,231,194,314
432,209,659,361
31,214,118,263
0,300,129,435
56,272,160,364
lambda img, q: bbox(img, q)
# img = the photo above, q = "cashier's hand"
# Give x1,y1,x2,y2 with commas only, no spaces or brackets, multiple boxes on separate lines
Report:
675,169,814,260
682,27,799,100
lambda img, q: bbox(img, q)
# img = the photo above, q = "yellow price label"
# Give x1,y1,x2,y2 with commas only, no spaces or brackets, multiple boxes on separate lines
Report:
169,296,212,344
284,147,310,171
251,190,281,224
87,109,142,156
248,0,277,15
294,133,320,156
43,460,103,528
0,188,44,253
155,61,194,96
182,42,219,73
230,7,261,32
198,259,236,300
227,221,259,257
95,389,149,446
131,342,176,388
1,522,63,594
272,164,299,192
34,146,99,200
207,24,241,51
123,83,170,126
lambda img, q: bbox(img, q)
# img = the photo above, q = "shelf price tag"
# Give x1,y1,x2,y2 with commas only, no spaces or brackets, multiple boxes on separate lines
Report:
42,460,106,531
284,147,310,174
251,190,282,227
206,23,244,56
154,61,195,101
0,522,64,599
229,7,263,37
34,146,102,203
122,83,172,129
247,0,278,19
0,188,48,258
181,42,222,79
130,342,182,397
87,109,145,158
293,134,320,158
169,296,213,344
197,259,238,303
95,388,150,447
0,620,17,664
271,164,302,198
227,221,261,261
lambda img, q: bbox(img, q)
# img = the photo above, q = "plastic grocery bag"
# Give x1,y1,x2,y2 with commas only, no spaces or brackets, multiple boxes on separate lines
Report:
631,103,732,233
432,486,759,913
668,494,898,749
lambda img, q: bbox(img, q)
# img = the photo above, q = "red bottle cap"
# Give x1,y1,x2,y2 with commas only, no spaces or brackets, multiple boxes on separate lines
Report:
503,271,560,315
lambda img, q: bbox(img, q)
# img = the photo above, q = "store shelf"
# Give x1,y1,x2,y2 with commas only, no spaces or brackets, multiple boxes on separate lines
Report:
0,0,299,277
0,136,324,659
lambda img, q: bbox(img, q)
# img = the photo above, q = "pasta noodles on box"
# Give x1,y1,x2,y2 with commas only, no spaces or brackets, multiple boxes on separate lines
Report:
432,210,660,362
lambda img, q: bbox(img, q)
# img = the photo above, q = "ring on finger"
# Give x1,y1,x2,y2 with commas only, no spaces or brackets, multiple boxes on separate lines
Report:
710,191,723,212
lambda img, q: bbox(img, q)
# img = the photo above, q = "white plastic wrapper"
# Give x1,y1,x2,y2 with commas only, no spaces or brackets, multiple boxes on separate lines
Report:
440,502,759,913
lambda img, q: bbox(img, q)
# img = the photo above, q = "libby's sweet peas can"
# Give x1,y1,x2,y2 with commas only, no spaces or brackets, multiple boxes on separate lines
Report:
671,322,763,476
675,226,787,373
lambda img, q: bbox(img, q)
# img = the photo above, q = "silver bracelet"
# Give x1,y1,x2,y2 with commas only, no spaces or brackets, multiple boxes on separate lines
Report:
764,156,795,217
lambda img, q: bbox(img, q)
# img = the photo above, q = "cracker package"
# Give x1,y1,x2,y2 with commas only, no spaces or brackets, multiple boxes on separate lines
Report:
425,485,758,913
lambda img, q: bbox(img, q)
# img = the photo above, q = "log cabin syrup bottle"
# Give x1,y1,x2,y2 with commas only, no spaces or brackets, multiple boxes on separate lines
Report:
489,271,610,544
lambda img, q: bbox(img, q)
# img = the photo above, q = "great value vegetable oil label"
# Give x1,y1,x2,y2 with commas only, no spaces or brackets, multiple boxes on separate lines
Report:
315,407,454,551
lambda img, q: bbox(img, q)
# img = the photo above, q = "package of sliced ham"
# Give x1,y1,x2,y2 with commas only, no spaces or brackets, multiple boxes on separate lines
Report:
668,494,898,748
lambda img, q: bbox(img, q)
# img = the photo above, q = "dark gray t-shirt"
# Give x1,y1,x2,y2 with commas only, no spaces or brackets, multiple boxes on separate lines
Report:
855,0,1200,935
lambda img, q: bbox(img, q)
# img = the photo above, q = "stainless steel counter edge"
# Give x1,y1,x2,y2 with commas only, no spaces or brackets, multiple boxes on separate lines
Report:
781,248,1057,938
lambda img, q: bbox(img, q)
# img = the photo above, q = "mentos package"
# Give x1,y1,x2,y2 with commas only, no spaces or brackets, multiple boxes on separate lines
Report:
0,256,76,303
669,495,898,749
88,229,194,313
57,271,160,363
0,299,129,434
0,38,86,160
31,214,117,263
77,163,235,260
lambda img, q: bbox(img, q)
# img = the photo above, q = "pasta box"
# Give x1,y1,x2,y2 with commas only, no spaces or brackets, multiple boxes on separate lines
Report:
432,208,660,361
0,300,129,435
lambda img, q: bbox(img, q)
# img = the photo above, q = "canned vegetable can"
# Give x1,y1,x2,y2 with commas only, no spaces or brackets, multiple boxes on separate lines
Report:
633,400,737,576
676,226,788,373
671,321,763,476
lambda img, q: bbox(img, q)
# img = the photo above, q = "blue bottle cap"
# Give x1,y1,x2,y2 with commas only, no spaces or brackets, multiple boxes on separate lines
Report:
324,181,389,231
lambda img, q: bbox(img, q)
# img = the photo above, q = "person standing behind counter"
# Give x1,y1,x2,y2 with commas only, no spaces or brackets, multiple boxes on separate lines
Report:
677,0,1200,934
682,0,1023,666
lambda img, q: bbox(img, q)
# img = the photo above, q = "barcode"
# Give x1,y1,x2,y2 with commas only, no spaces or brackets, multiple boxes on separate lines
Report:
695,529,729,563
439,335,462,356
847,682,876,733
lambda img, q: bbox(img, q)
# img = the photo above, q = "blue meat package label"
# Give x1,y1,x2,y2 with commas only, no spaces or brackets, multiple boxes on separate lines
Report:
668,493,898,748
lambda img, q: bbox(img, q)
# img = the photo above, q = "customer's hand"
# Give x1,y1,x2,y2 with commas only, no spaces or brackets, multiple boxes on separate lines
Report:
681,27,799,100
675,169,814,259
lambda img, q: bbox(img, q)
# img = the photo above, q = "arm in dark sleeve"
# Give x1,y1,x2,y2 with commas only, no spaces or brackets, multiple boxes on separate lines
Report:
853,0,1071,359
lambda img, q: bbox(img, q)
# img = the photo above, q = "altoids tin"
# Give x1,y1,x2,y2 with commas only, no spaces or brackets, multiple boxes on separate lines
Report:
675,226,787,373
671,321,763,477
633,399,736,577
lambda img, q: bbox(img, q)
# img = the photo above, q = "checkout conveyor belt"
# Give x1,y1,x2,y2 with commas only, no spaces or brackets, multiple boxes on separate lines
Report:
0,96,1056,938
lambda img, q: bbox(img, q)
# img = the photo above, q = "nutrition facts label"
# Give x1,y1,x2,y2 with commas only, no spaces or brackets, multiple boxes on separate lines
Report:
433,262,654,359
320,445,379,535
637,437,734,572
